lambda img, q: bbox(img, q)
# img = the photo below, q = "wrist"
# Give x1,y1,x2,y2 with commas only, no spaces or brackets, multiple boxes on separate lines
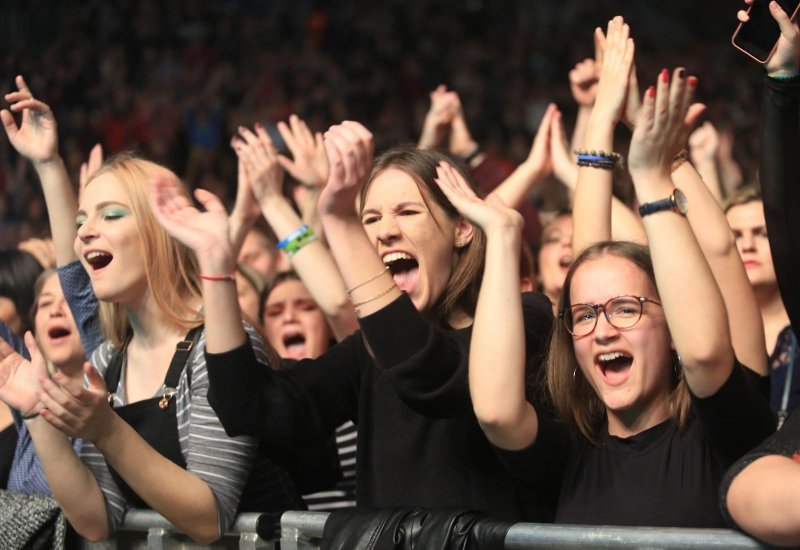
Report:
450,138,479,158
631,174,675,204
89,409,121,449
32,155,65,172
197,249,235,276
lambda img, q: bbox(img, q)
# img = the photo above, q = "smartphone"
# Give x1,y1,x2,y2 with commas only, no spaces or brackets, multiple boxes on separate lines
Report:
732,0,800,62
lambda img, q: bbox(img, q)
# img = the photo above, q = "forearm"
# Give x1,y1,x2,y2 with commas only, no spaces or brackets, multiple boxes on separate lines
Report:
637,173,733,395
94,414,220,544
261,195,357,339
570,105,593,152
727,455,800,547
33,157,78,266
489,162,544,210
674,162,767,374
692,158,724,203
320,214,400,318
199,250,246,354
572,117,615,252
26,417,109,540
470,227,538,450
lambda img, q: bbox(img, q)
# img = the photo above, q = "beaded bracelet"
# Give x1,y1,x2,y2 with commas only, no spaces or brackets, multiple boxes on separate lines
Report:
278,225,317,257
575,149,622,170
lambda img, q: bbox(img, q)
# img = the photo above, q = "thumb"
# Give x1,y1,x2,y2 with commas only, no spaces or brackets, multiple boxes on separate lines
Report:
0,109,18,138
23,331,42,361
194,188,225,214
84,362,108,393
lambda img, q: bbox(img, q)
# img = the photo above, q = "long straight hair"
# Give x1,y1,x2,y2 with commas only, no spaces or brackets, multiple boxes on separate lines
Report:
545,241,690,443
85,153,202,347
359,145,487,328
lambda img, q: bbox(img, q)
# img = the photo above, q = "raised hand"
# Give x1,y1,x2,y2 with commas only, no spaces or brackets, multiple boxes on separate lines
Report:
37,363,115,442
149,173,233,270
435,161,522,236
276,114,330,188
232,124,285,202
570,59,600,107
629,69,706,181
78,144,104,197
738,0,800,75
448,93,480,158
1,75,59,164
18,237,56,269
319,121,374,218
0,332,48,417
419,85,459,150
688,121,721,165
591,17,635,126
549,109,579,189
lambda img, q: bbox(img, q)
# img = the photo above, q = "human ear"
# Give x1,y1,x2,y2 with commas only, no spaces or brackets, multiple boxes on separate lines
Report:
453,218,475,248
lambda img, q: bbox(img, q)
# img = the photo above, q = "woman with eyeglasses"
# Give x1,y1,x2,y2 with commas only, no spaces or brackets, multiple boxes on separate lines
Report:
470,18,774,528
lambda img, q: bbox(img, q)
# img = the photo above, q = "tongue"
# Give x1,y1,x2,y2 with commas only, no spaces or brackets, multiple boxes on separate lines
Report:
392,266,419,294
285,342,307,359
603,358,632,385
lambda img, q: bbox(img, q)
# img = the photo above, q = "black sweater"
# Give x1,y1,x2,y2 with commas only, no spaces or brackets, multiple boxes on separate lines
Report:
206,292,557,522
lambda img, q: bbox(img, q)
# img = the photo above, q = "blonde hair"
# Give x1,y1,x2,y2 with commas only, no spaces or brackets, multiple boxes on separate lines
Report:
360,145,487,328
545,241,690,443
85,153,202,347
722,184,762,213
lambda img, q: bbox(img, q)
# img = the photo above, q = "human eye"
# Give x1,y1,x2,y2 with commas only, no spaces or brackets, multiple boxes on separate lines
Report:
362,214,380,225
265,305,282,318
299,301,318,312
75,213,88,228
399,208,420,216
572,306,596,325
542,231,560,245
100,206,131,221
611,298,639,318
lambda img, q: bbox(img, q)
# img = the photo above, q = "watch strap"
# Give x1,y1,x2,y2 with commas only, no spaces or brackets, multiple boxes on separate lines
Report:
638,197,674,217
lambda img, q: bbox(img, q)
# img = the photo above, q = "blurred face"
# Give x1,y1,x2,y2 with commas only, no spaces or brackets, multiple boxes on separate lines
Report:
75,173,148,305
0,297,20,335
236,272,261,322
726,201,777,290
538,215,573,305
361,168,471,313
263,279,332,360
239,231,279,281
570,255,672,421
34,274,84,371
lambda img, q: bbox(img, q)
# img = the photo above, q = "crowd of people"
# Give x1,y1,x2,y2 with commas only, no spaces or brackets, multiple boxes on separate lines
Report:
0,0,799,548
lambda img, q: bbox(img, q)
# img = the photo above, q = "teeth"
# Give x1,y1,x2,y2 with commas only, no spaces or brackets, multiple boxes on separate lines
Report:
599,352,630,363
382,252,414,264
86,251,109,260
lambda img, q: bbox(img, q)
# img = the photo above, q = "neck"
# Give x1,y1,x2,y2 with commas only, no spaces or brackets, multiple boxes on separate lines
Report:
757,285,789,322
125,290,198,349
606,394,671,439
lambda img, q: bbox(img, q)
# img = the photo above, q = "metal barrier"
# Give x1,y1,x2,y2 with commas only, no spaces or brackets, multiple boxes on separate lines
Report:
279,511,772,549
80,509,276,549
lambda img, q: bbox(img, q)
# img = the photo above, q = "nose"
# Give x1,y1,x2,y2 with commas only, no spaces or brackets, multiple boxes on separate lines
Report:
50,296,67,317
592,307,620,343
76,216,98,243
282,304,297,323
375,215,401,245
738,232,755,253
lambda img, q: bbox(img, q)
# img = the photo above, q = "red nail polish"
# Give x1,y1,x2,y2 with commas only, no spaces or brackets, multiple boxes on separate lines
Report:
660,69,669,84
687,76,698,88
648,86,656,98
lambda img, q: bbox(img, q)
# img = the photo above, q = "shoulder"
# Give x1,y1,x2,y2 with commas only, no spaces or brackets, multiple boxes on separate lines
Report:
89,340,119,376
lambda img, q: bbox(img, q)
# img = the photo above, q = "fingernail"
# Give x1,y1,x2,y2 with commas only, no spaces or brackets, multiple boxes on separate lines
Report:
660,69,669,84
687,76,698,88
675,68,685,80
648,86,656,98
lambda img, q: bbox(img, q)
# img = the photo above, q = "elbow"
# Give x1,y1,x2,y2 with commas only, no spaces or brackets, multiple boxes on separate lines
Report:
474,402,537,450
72,521,110,543
189,527,222,546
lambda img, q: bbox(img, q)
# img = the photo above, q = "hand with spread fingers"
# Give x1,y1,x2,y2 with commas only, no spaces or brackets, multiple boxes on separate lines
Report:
318,121,374,218
232,124,285,203
18,237,56,269
277,114,330,188
628,69,706,181
436,161,522,237
37,362,115,442
738,0,800,75
0,75,59,164
0,332,49,418
79,143,104,196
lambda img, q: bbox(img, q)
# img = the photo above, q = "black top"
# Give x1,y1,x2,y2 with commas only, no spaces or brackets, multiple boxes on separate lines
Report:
207,292,557,522
0,424,17,489
496,363,775,527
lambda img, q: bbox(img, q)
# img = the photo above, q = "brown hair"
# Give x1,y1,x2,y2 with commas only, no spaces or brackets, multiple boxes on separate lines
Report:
359,145,487,328
722,184,762,214
545,240,690,443
85,153,202,347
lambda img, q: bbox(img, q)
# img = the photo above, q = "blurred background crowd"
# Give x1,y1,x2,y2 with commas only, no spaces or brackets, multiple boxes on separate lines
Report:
0,0,764,248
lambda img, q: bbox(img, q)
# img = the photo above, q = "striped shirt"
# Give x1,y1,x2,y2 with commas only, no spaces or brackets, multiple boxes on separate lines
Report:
80,324,268,536
302,420,357,511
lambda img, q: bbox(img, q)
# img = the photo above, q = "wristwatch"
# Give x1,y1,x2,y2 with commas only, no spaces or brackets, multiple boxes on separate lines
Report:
638,188,688,217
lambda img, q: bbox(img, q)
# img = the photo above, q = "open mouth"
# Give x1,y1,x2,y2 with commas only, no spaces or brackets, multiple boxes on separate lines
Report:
597,351,633,385
383,252,419,294
47,326,72,341
282,331,307,359
85,250,113,270
558,255,573,269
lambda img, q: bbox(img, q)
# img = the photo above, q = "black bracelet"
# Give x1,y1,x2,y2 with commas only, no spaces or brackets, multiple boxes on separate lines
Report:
21,410,40,420
461,146,482,164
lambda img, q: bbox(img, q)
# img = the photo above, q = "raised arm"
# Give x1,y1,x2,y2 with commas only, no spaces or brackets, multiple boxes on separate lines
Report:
233,123,358,341
435,162,537,449
572,17,635,252
629,69,732,397
419,85,459,150
1,76,77,266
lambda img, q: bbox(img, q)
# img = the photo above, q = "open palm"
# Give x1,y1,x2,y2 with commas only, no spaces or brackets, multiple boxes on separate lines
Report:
0,333,48,416
1,75,58,163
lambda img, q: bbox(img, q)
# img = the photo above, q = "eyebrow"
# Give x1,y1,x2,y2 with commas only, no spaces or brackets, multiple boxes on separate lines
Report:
362,201,426,216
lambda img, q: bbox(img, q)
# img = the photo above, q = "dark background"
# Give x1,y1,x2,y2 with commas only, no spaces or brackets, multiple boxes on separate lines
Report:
0,0,767,246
